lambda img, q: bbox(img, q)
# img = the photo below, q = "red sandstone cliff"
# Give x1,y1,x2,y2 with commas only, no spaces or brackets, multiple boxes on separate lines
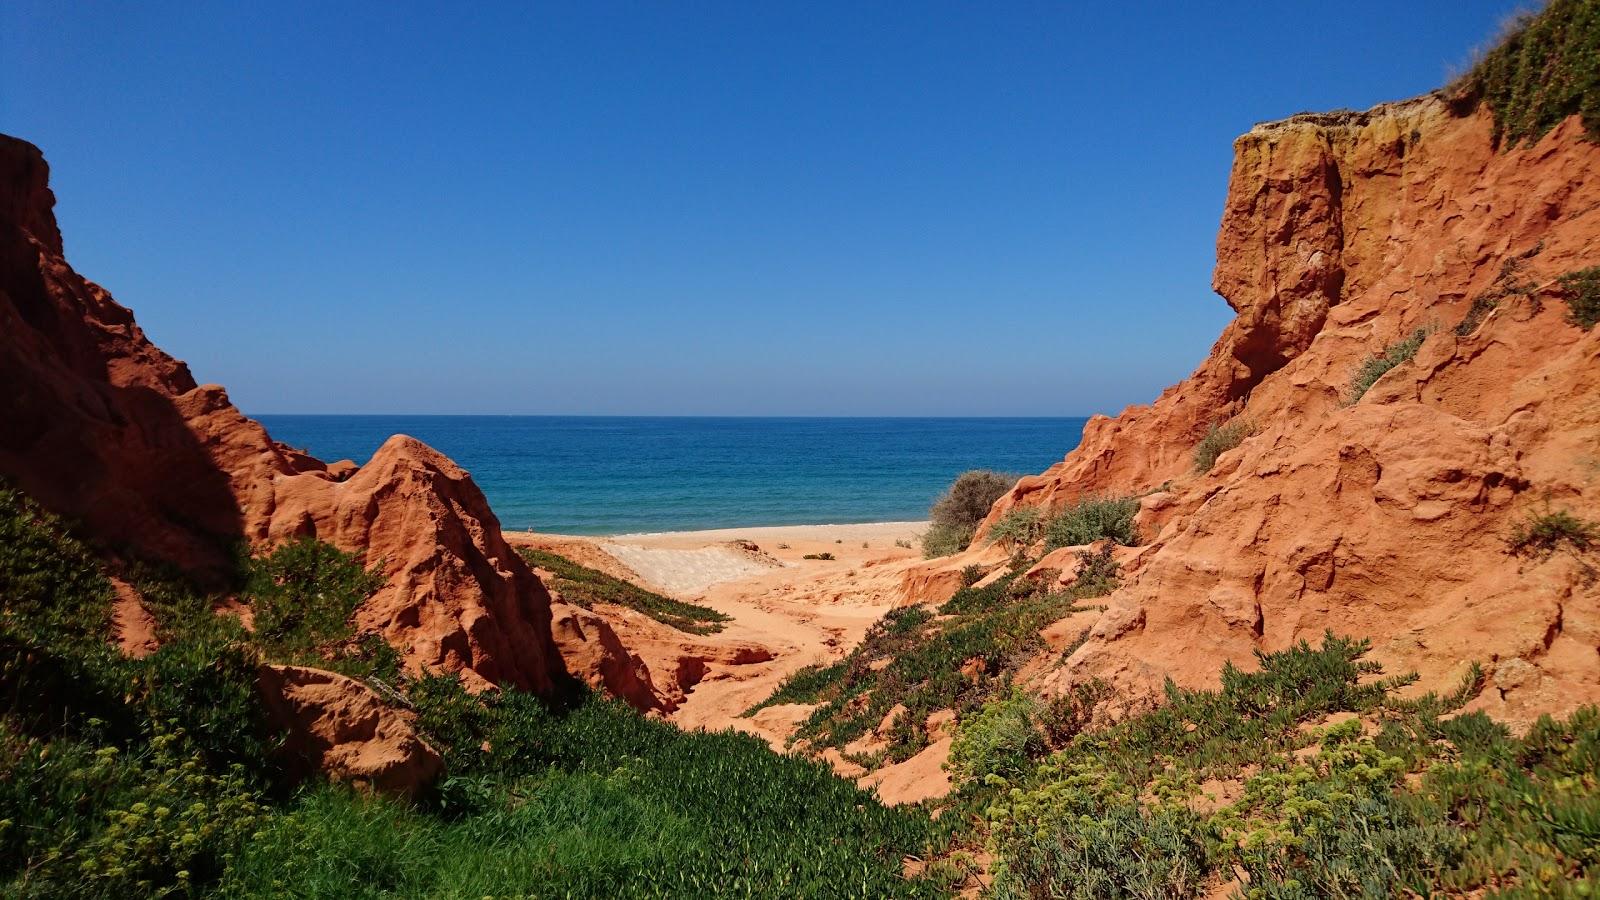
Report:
912,98,1600,729
0,134,564,694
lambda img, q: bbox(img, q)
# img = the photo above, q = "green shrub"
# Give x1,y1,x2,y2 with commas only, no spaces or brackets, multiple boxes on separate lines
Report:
983,632,1600,898
1507,508,1599,558
25,727,266,898
245,538,384,654
1068,545,1121,596
0,485,113,644
1558,265,1600,329
947,690,1045,783
959,564,986,587
1348,326,1431,402
987,507,1043,549
1193,418,1255,473
929,469,1018,533
517,548,728,634
920,522,973,558
1454,0,1600,146
1042,495,1141,550
801,552,835,560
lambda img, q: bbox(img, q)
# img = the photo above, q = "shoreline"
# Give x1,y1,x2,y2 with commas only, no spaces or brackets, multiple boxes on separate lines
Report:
576,520,926,542
525,520,928,541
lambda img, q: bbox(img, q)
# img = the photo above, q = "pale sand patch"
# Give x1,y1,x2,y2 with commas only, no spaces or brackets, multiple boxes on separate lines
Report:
598,542,782,597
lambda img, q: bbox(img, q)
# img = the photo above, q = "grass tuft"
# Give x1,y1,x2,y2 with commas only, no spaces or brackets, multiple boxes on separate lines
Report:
1348,326,1432,403
1192,419,1256,473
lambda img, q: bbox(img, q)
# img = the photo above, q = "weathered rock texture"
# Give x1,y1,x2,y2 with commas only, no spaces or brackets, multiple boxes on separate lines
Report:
257,664,442,797
915,99,1600,730
0,134,564,695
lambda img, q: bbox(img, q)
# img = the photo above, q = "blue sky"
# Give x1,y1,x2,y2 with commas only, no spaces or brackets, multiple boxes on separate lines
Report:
2,2,1521,416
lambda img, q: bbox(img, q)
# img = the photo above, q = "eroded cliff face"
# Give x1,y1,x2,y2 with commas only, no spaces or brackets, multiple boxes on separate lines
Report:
927,99,1600,729
0,134,563,695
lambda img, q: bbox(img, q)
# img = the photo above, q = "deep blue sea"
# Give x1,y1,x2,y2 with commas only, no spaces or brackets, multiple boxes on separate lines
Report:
254,416,1086,535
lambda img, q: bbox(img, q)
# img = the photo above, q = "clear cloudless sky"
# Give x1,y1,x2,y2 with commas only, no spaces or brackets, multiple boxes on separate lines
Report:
2,2,1524,416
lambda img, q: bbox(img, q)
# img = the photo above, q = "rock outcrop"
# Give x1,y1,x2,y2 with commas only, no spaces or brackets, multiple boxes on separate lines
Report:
0,134,564,695
257,664,443,797
918,99,1600,730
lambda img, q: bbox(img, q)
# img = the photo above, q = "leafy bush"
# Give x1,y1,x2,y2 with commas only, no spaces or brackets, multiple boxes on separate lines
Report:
1193,418,1255,473
245,538,384,654
946,689,1044,783
1348,326,1431,402
0,485,113,644
1507,507,1599,558
920,522,973,559
1068,545,1121,597
1559,265,1600,329
1042,495,1141,550
802,552,835,560
987,507,1043,549
1453,0,1600,146
20,727,267,898
959,564,986,587
517,548,728,634
929,470,1017,532
919,470,1019,559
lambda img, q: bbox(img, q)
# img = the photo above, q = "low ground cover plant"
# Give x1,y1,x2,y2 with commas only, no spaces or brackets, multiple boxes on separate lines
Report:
982,634,1600,897
517,547,729,634
246,537,385,654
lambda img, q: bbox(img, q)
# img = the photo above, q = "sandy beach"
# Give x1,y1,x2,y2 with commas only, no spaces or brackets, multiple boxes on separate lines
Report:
504,520,938,794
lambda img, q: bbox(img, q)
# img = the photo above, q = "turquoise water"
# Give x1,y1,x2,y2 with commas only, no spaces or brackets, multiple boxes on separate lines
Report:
255,416,1085,535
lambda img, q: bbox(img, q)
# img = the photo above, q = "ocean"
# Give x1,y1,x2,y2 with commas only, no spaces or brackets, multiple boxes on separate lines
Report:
255,416,1087,535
